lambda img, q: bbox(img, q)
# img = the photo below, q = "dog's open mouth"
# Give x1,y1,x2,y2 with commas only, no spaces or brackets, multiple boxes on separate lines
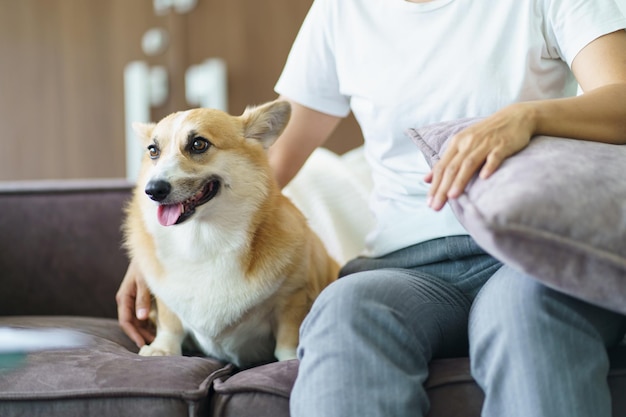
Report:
157,179,221,226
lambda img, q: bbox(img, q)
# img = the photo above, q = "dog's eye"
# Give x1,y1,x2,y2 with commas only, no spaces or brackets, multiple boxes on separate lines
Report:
190,138,211,154
147,144,160,159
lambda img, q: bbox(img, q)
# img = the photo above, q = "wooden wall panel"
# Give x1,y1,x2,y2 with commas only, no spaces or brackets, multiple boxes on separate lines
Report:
0,0,362,181
0,0,161,180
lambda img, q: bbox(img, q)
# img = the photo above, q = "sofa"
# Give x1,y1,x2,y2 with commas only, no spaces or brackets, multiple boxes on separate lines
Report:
1,149,625,417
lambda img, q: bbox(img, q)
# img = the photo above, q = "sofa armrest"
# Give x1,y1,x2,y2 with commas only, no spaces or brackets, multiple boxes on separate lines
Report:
0,179,133,318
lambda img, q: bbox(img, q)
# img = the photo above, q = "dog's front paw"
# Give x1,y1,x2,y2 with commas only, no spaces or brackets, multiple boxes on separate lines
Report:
138,343,182,357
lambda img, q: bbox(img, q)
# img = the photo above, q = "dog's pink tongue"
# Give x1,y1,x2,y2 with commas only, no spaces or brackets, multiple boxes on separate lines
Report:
157,204,183,226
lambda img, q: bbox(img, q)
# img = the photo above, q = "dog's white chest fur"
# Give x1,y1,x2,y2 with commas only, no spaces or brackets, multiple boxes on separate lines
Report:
146,218,281,366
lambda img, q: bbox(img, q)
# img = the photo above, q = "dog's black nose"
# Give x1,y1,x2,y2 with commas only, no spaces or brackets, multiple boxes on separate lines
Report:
145,180,171,202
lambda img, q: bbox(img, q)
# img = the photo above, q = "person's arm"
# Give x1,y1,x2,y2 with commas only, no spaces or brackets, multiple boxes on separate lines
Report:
532,30,626,144
269,96,343,188
426,30,626,211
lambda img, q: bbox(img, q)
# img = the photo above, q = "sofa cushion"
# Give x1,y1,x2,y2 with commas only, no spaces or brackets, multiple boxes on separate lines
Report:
210,349,626,417
0,316,233,417
406,118,626,315
209,358,486,417
211,359,297,417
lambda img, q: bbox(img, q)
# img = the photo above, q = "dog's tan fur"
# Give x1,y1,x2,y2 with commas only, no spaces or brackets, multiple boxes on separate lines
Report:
123,100,339,368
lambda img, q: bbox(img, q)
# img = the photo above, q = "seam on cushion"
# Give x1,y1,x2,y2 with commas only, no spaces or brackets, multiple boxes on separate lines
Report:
210,391,290,417
405,128,440,164
0,389,200,401
209,392,232,416
213,385,292,399
0,363,236,402
212,379,292,399
0,388,206,402
0,179,133,195
424,370,475,389
425,379,478,391
191,363,236,401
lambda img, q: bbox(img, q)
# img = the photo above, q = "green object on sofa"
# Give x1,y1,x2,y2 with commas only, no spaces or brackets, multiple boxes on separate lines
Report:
0,353,25,371
0,178,624,417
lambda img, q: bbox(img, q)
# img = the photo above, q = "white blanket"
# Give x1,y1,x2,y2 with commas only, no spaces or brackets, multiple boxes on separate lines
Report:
283,147,374,266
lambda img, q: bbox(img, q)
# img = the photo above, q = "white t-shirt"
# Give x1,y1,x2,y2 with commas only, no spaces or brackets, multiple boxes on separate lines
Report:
275,0,626,258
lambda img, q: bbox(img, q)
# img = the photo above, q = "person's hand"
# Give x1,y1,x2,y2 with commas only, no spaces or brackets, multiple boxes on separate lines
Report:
425,103,536,211
115,260,155,348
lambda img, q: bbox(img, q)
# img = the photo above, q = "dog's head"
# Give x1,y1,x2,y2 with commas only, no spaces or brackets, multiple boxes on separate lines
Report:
133,100,291,227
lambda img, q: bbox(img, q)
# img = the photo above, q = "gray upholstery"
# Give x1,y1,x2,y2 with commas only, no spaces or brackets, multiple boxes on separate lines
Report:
0,316,231,417
0,179,624,417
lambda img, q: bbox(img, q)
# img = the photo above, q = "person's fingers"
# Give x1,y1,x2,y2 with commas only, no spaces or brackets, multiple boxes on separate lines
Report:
117,292,155,347
428,157,460,211
117,295,147,347
479,147,506,179
426,144,459,209
427,132,482,210
447,145,489,198
135,274,151,321
425,105,535,211
138,321,156,344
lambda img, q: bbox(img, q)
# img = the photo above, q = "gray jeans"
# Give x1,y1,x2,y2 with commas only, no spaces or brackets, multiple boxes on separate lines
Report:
290,236,626,417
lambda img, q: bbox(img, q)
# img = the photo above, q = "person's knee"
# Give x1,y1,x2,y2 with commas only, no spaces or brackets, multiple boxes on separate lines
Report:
301,270,394,333
469,269,624,417
298,270,407,361
469,267,623,361
302,269,472,359
468,268,561,376
305,268,462,330
470,268,546,339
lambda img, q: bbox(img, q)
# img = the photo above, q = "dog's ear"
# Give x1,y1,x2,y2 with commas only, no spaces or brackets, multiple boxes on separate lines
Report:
240,100,291,149
132,122,156,144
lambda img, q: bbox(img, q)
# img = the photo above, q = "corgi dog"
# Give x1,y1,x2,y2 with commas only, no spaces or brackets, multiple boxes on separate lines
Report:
123,100,339,368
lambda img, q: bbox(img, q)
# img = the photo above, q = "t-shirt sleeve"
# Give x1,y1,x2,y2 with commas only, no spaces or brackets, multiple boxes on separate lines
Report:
274,0,351,118
543,0,626,67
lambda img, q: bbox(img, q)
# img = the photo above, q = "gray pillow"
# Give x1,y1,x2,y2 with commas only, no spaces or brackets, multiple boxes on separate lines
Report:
406,118,626,315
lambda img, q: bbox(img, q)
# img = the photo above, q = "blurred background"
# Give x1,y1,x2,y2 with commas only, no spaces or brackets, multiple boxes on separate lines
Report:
0,0,624,181
0,0,362,181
